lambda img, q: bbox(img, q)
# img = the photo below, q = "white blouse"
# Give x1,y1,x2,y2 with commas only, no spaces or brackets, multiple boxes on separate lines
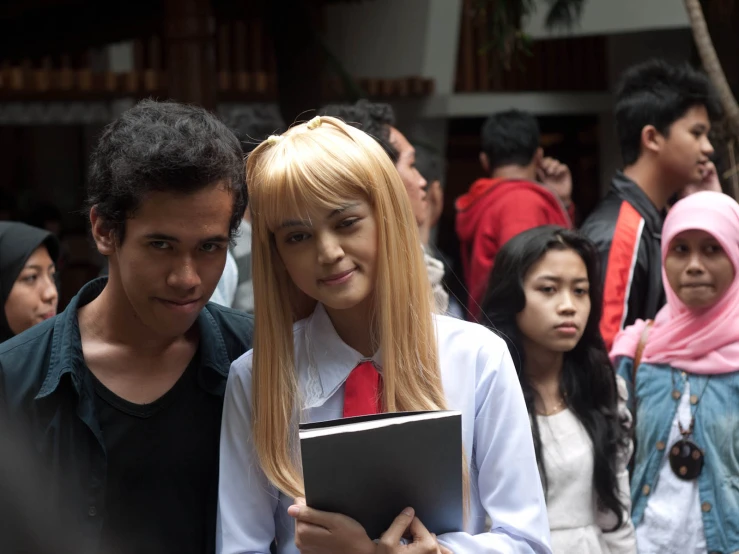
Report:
216,303,552,554
635,384,706,554
538,377,636,554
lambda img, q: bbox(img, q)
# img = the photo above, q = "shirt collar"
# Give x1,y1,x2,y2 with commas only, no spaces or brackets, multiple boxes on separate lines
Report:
302,303,382,405
36,277,231,400
36,278,103,400
613,171,667,232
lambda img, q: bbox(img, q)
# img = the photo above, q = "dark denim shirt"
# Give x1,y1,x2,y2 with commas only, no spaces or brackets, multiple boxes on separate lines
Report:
0,278,254,553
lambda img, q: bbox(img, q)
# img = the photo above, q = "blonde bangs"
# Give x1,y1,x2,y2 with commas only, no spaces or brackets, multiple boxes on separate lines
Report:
247,125,381,236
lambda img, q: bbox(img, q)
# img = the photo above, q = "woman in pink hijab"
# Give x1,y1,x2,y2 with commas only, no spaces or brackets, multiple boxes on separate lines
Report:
610,191,739,554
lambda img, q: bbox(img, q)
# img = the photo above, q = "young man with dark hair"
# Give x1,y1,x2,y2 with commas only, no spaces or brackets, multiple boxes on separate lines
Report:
319,100,450,313
456,109,573,321
581,59,720,349
0,100,254,554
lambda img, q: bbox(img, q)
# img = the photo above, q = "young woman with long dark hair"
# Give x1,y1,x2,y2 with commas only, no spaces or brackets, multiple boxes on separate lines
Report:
481,225,635,553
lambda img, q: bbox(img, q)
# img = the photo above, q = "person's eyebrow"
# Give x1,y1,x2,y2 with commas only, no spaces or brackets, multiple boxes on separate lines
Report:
144,233,229,243
278,203,360,229
278,219,310,230
328,203,359,217
533,275,588,283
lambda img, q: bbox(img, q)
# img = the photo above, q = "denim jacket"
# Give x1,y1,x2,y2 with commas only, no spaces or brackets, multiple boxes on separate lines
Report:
615,356,739,554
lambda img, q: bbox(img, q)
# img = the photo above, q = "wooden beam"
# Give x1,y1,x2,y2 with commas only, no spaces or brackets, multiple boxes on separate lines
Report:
0,0,159,62
163,0,217,110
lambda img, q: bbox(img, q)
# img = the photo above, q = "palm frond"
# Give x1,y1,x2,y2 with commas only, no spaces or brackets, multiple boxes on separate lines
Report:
543,0,587,30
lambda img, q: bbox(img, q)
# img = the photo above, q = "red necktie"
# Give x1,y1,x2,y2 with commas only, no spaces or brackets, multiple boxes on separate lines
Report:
343,360,383,417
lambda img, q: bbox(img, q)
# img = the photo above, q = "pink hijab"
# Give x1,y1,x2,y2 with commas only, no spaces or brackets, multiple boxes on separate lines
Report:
610,191,739,374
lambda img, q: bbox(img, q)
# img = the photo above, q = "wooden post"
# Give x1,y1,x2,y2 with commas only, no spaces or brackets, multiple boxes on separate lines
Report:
163,0,217,110
267,0,325,124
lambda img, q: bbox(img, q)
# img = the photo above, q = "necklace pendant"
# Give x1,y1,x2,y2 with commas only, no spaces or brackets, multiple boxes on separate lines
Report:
669,438,704,480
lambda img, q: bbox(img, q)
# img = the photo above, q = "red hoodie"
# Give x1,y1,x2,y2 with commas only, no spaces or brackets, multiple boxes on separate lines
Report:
455,177,572,320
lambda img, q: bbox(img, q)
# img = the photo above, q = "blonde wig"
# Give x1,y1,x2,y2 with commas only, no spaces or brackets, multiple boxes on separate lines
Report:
247,116,466,501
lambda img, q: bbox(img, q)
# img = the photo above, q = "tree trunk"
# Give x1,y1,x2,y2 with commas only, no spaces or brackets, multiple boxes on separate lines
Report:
684,0,739,137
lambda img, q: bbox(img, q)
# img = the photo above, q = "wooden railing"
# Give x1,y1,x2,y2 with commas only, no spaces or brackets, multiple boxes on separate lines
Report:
0,17,434,101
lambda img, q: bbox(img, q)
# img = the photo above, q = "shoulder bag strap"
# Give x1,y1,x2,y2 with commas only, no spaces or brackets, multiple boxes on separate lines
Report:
632,320,654,385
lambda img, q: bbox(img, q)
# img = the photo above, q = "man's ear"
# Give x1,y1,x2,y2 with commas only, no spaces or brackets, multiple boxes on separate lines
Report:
89,206,116,256
641,125,663,155
479,152,490,175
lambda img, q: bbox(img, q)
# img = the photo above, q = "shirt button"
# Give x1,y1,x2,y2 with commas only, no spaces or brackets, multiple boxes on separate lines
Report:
672,390,681,400
690,394,699,405
701,502,712,513
88,506,98,517
656,441,666,451
642,485,651,496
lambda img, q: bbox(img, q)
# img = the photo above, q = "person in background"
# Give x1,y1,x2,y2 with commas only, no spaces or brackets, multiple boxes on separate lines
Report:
414,143,465,319
210,251,239,308
413,143,445,248
0,100,254,554
483,226,635,554
581,59,720,350
319,100,449,314
223,108,286,313
0,222,59,343
455,109,573,322
611,191,739,554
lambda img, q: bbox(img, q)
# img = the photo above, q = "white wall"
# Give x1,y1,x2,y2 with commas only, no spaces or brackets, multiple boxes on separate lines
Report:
323,0,462,94
524,0,689,39
324,0,430,79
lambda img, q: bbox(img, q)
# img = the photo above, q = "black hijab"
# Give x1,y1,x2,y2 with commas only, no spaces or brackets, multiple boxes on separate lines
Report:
0,222,60,342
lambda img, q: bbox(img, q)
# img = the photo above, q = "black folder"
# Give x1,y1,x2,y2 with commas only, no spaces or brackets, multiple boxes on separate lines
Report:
299,410,463,540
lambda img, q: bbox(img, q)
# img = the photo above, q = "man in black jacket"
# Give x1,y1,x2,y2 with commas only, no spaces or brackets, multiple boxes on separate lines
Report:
582,59,720,349
0,100,254,554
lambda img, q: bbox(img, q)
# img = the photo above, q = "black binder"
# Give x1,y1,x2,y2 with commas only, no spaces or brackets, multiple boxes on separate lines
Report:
299,410,463,540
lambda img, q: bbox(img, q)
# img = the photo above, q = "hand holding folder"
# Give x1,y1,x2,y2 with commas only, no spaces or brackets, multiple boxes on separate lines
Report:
288,501,454,554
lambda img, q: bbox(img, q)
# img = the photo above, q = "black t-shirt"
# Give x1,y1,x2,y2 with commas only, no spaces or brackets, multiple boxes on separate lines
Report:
93,350,223,554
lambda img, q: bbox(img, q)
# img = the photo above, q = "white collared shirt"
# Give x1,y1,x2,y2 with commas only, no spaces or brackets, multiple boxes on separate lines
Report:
217,303,552,554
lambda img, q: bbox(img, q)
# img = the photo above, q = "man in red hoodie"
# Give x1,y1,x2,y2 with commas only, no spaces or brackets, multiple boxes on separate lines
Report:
456,109,573,320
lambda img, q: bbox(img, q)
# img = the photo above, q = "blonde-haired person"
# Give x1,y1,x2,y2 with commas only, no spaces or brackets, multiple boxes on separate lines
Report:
217,116,552,554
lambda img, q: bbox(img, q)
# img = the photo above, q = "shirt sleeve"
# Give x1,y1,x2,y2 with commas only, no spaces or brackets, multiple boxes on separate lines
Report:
437,345,552,554
211,251,239,308
595,203,648,351
597,375,637,554
614,357,636,415
216,353,280,554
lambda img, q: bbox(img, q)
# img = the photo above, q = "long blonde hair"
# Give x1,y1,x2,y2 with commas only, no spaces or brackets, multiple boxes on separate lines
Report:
247,116,464,499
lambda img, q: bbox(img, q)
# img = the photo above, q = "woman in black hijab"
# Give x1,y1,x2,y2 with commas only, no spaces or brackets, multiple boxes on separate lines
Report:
0,222,60,343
